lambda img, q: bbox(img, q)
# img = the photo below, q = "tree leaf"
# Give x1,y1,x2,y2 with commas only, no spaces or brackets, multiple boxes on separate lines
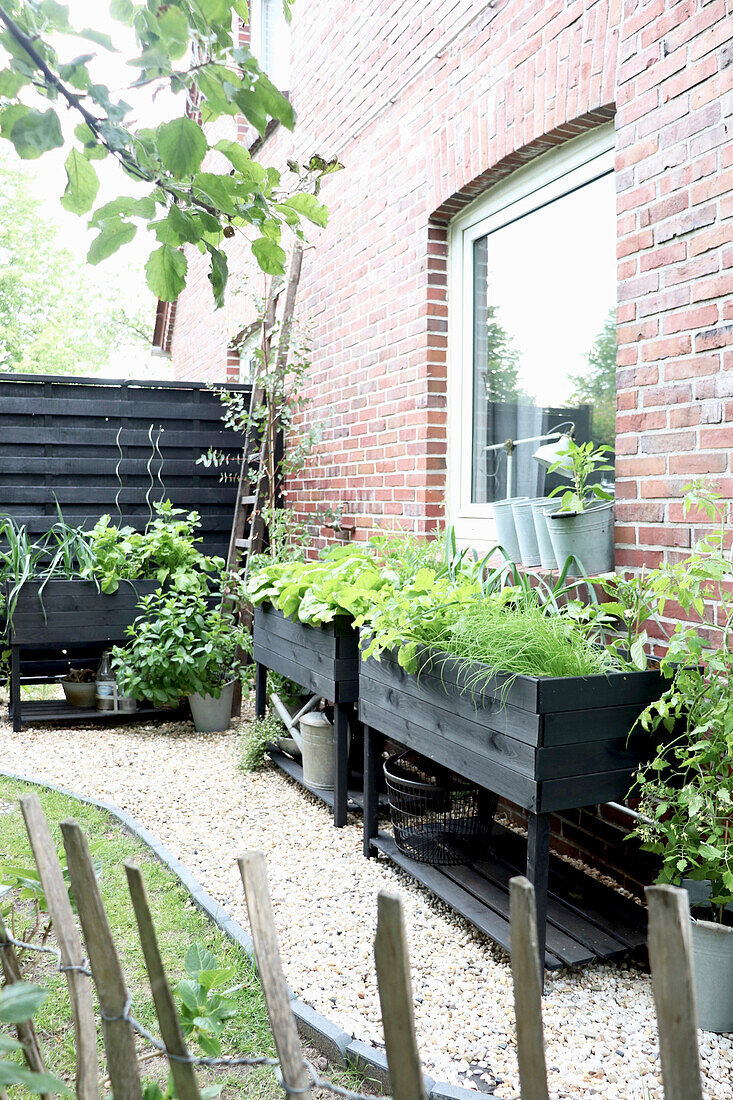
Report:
146,244,187,300
156,117,208,176
206,244,228,308
156,6,190,58
282,192,328,227
9,108,63,159
60,148,99,213
75,27,118,50
167,203,204,244
89,194,156,227
110,0,134,21
197,0,232,22
0,982,47,1024
87,217,137,264
0,68,27,97
214,137,255,174
184,943,219,978
251,236,286,274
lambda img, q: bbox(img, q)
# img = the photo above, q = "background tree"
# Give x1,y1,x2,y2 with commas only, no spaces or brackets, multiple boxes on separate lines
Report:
0,1,338,305
0,151,151,374
568,308,617,449
482,305,526,403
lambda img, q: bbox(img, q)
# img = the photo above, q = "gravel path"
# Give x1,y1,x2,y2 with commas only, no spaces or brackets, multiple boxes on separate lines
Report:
0,716,731,1098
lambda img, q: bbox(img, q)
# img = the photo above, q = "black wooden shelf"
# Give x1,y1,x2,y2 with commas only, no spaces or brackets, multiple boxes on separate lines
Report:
267,746,388,815
371,823,647,971
10,700,181,727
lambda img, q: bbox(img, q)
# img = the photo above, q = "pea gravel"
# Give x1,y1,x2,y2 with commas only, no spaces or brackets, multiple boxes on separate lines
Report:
0,713,730,1099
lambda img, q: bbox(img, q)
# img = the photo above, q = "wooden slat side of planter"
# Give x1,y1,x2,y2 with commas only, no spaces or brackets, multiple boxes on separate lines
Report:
9,580,160,646
536,668,668,713
254,625,358,680
362,652,541,746
252,642,358,704
256,604,358,653
359,694,539,812
537,766,643,814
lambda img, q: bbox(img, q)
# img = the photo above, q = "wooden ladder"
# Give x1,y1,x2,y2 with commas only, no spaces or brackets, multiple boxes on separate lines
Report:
226,242,304,583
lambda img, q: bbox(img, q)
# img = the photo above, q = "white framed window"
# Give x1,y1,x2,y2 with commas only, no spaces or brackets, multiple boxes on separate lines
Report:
250,0,290,90
447,124,617,549
238,326,262,383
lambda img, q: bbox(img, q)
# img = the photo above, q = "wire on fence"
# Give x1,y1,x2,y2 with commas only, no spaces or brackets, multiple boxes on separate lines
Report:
0,924,383,1100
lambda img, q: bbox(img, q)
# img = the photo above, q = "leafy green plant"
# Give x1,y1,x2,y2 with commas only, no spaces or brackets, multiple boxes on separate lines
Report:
175,944,242,1057
240,716,284,772
625,482,733,921
0,982,69,1094
112,587,249,707
246,548,387,625
0,2,340,303
548,437,614,514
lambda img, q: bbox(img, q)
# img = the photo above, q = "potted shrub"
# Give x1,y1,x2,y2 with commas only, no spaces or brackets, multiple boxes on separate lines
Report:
626,483,733,1032
544,438,615,576
112,587,248,733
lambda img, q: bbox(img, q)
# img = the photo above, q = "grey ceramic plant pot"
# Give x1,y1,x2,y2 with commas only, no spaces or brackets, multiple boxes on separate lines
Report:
61,681,97,708
188,680,235,733
491,496,527,564
512,497,551,568
691,918,733,1032
545,501,615,577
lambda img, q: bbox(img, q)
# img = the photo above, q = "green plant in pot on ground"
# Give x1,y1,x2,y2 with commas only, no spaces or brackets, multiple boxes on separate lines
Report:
544,437,615,576
112,586,249,733
624,482,733,1032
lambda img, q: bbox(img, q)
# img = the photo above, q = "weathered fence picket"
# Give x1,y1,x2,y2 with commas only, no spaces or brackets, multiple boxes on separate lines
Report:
374,892,427,1100
509,877,549,1100
61,819,143,1100
238,851,313,1100
125,861,203,1100
0,811,708,1100
645,885,703,1100
19,792,99,1100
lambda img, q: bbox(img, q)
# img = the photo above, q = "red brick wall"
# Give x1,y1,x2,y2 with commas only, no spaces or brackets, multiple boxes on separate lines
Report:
171,0,732,556
170,0,732,890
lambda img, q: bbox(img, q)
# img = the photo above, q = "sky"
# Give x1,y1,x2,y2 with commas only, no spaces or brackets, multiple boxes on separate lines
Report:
17,0,177,379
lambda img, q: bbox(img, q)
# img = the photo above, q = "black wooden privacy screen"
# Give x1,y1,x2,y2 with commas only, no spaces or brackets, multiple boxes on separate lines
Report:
0,372,248,558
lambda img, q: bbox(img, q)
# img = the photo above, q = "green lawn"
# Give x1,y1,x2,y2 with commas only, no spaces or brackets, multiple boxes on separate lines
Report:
0,776,313,1099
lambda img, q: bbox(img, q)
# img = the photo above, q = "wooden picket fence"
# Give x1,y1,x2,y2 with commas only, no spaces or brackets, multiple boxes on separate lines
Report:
0,791,705,1100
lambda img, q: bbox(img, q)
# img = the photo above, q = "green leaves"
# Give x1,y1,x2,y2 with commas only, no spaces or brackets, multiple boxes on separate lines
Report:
0,982,47,1024
252,236,286,274
280,192,329,227
87,217,137,264
156,117,208,176
8,108,63,159
60,149,99,213
145,243,187,301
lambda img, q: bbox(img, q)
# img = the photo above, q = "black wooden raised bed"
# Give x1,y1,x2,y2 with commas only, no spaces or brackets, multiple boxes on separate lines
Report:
7,579,160,730
253,604,360,827
360,648,667,969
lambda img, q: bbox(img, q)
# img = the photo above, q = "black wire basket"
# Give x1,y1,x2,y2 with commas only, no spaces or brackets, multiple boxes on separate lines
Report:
383,751,497,866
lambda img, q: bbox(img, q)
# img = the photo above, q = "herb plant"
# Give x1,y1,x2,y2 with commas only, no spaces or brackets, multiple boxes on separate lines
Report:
112,588,248,707
174,944,241,1057
548,437,614,514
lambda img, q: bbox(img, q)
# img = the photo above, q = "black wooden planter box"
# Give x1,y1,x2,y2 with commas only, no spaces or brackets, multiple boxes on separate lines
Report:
7,579,160,731
360,647,667,970
253,604,360,826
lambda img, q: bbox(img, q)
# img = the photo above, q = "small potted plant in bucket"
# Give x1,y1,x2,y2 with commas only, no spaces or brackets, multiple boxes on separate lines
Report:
61,667,97,708
544,438,615,576
112,587,248,732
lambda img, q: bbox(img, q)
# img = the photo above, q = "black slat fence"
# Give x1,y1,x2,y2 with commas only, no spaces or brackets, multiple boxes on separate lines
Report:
0,372,247,558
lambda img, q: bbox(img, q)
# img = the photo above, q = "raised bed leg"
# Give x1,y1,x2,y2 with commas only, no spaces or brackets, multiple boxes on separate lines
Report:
363,724,379,857
10,647,21,733
526,811,550,983
254,661,267,719
333,702,349,828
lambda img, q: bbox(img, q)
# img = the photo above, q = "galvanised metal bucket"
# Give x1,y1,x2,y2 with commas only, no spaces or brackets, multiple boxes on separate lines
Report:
491,496,527,564
691,918,733,1032
545,501,615,577
188,680,235,733
512,497,550,568
531,498,559,570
